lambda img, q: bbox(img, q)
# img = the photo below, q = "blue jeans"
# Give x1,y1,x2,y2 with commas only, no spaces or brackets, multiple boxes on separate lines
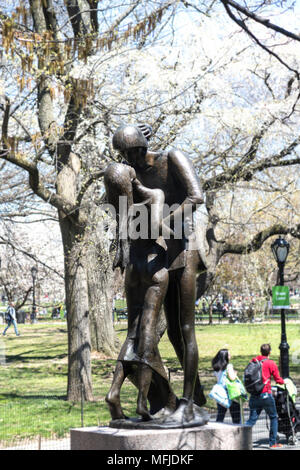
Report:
3,319,19,336
246,393,278,446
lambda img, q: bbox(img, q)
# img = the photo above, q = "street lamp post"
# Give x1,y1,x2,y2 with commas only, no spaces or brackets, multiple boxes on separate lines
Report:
271,236,290,379
31,266,38,324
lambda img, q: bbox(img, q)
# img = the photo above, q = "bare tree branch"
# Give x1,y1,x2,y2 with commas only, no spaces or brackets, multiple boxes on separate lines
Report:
220,0,300,79
220,1,300,42
221,223,300,256
203,120,275,191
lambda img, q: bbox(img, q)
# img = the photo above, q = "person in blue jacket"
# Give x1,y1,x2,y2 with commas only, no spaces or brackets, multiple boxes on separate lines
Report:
2,302,20,336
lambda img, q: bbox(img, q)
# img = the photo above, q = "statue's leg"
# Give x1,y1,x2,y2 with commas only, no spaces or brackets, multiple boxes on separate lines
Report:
136,363,152,421
177,251,200,405
135,267,169,420
105,360,128,420
105,256,139,422
105,275,141,421
164,251,206,422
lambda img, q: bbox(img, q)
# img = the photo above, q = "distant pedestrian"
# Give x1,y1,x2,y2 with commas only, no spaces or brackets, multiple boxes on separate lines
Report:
2,302,20,336
216,301,226,321
223,304,229,317
51,307,59,319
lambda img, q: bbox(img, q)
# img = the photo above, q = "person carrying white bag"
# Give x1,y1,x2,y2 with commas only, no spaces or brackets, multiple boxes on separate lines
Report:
210,349,241,424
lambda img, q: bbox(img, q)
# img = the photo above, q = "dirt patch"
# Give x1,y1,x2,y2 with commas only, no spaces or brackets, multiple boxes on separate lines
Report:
91,351,117,360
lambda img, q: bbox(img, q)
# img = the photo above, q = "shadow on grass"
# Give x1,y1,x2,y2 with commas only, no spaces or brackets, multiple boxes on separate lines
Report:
4,341,67,364
0,392,67,401
5,352,67,363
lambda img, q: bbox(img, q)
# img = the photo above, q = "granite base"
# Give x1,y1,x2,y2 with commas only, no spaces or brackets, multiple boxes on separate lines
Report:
70,422,252,450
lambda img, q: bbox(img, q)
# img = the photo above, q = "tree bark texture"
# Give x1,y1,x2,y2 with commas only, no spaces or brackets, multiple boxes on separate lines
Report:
85,219,118,356
57,156,93,401
60,215,93,401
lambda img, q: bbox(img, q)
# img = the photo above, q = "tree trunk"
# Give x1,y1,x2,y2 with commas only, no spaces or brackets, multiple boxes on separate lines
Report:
57,153,93,402
60,216,93,401
86,225,118,356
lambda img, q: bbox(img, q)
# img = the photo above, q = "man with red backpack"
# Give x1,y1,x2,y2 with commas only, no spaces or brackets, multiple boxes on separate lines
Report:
245,343,285,449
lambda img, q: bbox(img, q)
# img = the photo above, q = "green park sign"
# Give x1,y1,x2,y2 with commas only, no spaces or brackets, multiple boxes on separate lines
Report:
272,286,290,309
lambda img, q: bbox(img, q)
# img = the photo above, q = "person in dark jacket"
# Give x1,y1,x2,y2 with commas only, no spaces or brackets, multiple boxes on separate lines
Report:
246,343,285,448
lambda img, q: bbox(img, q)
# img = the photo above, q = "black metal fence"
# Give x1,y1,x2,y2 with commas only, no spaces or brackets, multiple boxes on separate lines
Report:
1,400,299,450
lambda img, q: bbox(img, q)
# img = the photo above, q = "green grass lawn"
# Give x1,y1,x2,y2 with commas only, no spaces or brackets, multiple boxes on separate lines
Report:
0,320,300,445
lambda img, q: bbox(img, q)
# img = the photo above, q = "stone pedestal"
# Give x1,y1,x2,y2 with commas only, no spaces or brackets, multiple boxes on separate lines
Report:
71,422,252,450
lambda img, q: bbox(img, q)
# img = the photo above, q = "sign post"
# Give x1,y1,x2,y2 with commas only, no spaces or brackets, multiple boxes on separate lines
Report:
272,286,290,310
272,285,290,378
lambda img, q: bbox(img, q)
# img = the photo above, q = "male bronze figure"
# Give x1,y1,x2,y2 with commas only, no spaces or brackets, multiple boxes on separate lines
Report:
104,124,207,428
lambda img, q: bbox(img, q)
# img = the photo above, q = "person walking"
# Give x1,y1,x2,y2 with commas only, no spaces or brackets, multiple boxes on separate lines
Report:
212,348,241,424
2,302,20,336
245,343,284,449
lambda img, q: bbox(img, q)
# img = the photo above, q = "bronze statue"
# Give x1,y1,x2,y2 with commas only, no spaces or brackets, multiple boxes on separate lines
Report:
104,124,208,429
